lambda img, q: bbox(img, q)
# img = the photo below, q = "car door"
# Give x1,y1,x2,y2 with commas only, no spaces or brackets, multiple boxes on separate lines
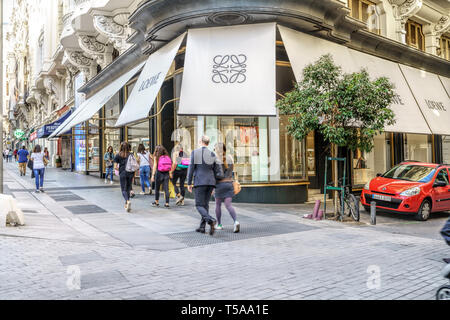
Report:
433,168,450,211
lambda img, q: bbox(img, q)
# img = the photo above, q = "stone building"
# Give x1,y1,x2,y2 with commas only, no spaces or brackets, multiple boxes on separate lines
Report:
4,0,450,203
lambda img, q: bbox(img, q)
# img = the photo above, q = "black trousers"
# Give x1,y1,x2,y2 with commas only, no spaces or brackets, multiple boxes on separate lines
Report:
171,169,187,197
119,171,134,202
155,171,170,203
194,186,216,229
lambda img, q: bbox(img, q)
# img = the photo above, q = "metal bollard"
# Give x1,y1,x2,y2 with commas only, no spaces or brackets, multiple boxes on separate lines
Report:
370,201,376,225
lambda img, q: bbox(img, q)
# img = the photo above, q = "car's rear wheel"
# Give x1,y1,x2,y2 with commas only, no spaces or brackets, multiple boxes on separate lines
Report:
415,199,431,221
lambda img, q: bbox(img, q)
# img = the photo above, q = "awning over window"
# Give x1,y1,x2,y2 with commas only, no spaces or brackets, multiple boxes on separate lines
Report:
278,25,431,135
439,76,450,98
178,23,276,116
49,61,146,138
399,65,450,135
37,110,72,138
115,33,186,127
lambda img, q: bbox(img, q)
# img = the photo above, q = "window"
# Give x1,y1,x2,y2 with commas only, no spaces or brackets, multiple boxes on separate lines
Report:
441,36,450,61
348,0,380,34
405,20,425,51
404,134,432,163
435,169,449,185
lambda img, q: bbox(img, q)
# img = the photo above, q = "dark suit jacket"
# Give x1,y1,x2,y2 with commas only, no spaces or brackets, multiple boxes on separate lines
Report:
187,147,224,187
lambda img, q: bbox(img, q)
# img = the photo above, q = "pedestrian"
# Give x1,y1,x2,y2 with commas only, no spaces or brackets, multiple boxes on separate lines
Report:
8,149,13,162
214,143,240,233
104,146,115,184
137,144,153,195
17,146,29,176
43,147,50,163
170,142,189,206
30,145,48,193
187,135,224,235
13,149,18,162
151,145,172,208
114,141,135,212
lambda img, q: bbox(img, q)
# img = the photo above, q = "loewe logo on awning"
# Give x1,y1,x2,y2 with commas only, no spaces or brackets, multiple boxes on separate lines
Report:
212,54,247,84
138,72,162,92
425,99,446,112
392,94,404,105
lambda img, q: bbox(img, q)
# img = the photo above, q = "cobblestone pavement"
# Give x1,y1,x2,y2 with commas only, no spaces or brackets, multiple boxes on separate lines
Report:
1,161,449,300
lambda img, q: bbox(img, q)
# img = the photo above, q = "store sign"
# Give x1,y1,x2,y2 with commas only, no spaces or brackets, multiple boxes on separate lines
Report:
115,33,186,127
178,23,276,116
30,131,38,142
14,129,25,139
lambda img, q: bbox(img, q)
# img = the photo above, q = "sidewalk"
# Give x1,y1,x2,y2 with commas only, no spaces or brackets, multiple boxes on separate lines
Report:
0,161,448,300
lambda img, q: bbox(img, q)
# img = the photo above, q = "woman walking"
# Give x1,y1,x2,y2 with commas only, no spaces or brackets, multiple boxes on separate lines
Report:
137,144,153,195
151,145,172,208
114,142,135,212
214,143,240,233
30,145,48,193
104,146,115,184
170,143,189,206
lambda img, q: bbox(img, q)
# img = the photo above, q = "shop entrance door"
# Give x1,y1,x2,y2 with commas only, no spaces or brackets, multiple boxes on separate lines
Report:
160,80,175,152
310,131,332,193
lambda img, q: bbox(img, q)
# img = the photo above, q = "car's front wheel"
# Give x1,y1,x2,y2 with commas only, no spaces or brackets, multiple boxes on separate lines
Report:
415,199,431,221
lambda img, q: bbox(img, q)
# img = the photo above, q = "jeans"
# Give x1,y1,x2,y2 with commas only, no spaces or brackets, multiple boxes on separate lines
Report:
33,168,45,190
119,171,134,202
105,166,114,181
139,165,151,192
155,171,170,203
194,186,216,229
171,169,187,197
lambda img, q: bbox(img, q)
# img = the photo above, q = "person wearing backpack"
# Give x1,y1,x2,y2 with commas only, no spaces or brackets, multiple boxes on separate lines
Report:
137,144,153,195
151,145,172,208
114,142,137,212
170,142,189,206
104,146,115,184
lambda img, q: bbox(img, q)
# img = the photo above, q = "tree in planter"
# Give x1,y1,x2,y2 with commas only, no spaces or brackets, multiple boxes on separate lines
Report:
277,54,396,217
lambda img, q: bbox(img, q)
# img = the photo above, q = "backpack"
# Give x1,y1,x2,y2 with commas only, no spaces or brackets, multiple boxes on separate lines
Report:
125,154,140,173
177,158,190,169
158,155,172,172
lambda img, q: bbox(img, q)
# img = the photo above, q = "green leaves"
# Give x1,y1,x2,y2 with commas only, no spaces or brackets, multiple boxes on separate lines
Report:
276,54,397,153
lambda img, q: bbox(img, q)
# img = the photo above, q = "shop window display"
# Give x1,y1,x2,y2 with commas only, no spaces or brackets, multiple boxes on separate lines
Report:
442,136,450,164
404,134,432,163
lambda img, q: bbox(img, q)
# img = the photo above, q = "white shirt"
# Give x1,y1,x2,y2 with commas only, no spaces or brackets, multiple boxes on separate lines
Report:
31,152,45,169
138,152,150,167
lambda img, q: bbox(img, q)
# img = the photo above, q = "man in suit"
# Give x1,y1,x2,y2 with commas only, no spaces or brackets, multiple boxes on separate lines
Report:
187,135,224,235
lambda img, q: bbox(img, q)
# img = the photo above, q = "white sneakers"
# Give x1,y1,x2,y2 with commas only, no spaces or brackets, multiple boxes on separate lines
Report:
125,200,131,212
110,180,114,185
104,179,107,184
215,223,223,230
233,221,240,233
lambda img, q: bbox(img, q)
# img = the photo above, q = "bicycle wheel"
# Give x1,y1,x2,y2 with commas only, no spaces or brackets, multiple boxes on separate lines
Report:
346,194,360,222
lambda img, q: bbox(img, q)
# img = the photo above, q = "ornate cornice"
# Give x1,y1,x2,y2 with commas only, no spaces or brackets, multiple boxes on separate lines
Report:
435,15,450,36
77,34,113,68
391,0,423,21
93,15,131,53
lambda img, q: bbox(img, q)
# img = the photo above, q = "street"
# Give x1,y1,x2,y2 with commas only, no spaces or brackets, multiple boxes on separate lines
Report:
1,161,449,300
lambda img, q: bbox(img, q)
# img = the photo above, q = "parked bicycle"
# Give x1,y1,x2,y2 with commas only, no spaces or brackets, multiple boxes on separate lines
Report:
327,178,360,222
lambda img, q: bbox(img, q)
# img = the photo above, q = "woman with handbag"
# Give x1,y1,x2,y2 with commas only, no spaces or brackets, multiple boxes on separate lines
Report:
137,144,153,195
30,145,48,193
214,143,240,233
170,142,189,206
114,142,135,212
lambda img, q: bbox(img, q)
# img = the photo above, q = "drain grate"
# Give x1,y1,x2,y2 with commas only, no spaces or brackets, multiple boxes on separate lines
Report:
64,205,107,214
51,194,84,202
166,221,317,247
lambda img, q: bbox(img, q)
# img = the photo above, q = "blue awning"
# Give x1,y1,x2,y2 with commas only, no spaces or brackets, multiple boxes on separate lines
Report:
38,111,73,139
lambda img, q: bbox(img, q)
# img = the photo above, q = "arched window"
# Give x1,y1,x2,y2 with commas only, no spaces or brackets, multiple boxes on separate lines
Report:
348,0,381,34
405,20,425,51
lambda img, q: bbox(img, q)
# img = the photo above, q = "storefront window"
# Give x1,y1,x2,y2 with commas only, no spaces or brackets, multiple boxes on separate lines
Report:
306,132,315,176
443,136,450,164
103,92,121,158
128,120,150,153
353,133,390,185
279,115,305,180
88,118,100,171
404,134,432,163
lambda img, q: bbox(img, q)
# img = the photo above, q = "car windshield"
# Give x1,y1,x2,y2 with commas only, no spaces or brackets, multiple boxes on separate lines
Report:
382,165,436,182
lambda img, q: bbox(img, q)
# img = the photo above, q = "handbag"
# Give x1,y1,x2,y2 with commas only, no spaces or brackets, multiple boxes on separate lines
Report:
232,172,242,195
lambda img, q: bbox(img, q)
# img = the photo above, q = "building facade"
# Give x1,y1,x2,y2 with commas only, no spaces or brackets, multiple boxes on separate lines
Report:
5,0,450,203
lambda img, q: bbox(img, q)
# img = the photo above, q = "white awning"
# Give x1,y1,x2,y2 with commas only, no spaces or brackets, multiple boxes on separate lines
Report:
50,61,145,138
278,25,431,134
178,23,276,116
439,76,450,98
348,50,431,134
399,65,450,135
115,33,186,127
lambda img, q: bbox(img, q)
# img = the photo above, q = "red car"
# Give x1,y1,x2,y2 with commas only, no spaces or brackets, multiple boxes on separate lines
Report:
360,161,450,221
